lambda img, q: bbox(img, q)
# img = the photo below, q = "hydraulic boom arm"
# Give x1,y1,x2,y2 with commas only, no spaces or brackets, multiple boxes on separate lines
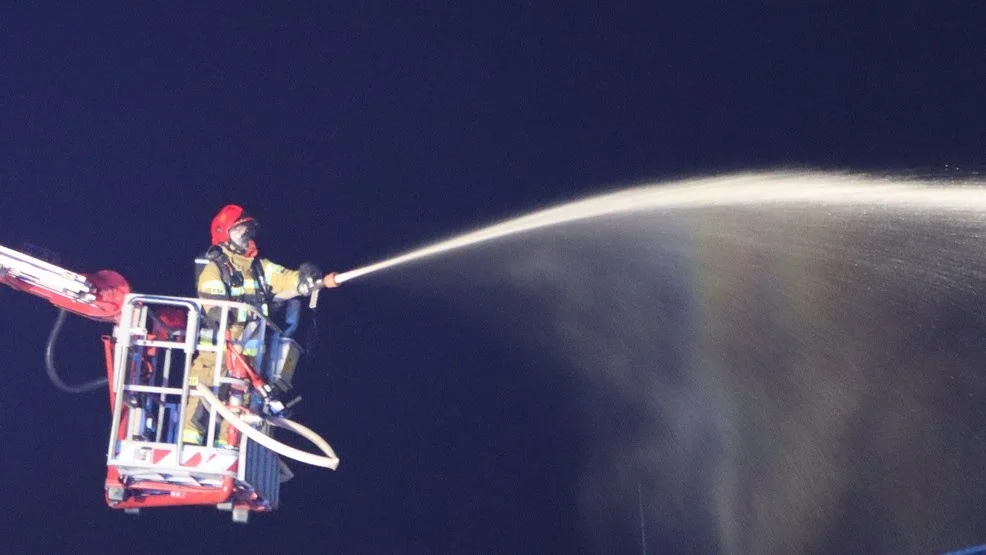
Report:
0,244,130,323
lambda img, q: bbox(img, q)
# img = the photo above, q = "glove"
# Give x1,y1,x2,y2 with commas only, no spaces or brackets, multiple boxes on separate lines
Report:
267,399,286,415
297,262,322,296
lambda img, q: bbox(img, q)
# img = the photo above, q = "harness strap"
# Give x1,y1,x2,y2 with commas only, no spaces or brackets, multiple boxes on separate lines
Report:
203,246,272,314
250,256,273,314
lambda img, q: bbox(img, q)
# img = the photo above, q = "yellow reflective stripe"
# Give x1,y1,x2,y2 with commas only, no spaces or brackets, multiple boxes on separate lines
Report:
239,281,263,295
182,429,204,444
198,332,260,353
202,275,265,297
225,284,262,297
200,280,227,295
263,261,286,282
202,279,262,291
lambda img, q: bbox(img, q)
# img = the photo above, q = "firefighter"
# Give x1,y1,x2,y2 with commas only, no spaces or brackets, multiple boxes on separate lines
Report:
181,205,339,446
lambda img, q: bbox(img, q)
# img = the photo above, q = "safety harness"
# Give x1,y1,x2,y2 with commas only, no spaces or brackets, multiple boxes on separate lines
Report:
196,246,273,315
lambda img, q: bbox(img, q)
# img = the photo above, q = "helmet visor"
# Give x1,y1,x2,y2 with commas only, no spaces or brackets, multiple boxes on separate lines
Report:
228,219,258,249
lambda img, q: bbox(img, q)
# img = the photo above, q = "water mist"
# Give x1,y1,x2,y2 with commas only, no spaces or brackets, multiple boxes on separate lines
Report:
341,171,986,554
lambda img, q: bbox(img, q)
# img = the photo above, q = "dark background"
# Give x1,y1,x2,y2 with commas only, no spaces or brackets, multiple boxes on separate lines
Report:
3,3,986,553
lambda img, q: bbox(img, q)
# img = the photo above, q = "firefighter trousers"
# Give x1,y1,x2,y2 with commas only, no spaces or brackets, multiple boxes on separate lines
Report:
181,350,236,445
181,322,261,446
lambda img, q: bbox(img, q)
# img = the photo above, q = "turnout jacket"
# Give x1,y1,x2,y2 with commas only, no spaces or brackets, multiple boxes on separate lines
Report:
198,245,303,322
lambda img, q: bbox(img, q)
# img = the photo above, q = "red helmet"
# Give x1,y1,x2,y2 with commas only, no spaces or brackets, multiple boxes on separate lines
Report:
210,205,258,246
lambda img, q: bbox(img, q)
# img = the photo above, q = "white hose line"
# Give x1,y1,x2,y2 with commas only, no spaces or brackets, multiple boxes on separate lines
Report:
266,415,338,462
195,383,340,470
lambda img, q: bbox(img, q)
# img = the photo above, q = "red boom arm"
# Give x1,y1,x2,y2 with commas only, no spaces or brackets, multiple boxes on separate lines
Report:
0,244,130,323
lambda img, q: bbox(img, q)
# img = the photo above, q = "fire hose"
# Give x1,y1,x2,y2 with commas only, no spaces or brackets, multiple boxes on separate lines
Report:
194,383,339,470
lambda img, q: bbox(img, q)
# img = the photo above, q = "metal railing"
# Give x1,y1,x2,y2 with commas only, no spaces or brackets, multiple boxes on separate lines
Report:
106,293,284,478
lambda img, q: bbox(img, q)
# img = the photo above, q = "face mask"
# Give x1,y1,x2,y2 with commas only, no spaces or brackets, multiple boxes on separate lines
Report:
229,221,257,251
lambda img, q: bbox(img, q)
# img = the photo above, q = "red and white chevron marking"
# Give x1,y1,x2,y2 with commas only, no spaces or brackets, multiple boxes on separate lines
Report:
116,441,238,473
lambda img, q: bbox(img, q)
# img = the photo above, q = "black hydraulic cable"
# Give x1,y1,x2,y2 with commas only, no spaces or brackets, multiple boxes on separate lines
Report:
45,309,108,393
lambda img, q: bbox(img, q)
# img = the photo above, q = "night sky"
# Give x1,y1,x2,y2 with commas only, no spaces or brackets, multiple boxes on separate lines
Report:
3,4,986,554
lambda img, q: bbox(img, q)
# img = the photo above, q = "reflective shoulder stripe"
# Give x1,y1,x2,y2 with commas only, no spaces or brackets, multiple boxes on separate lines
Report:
262,259,287,282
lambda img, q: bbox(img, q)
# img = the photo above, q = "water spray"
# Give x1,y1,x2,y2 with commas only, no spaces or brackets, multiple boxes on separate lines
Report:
326,170,986,552
332,171,986,285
